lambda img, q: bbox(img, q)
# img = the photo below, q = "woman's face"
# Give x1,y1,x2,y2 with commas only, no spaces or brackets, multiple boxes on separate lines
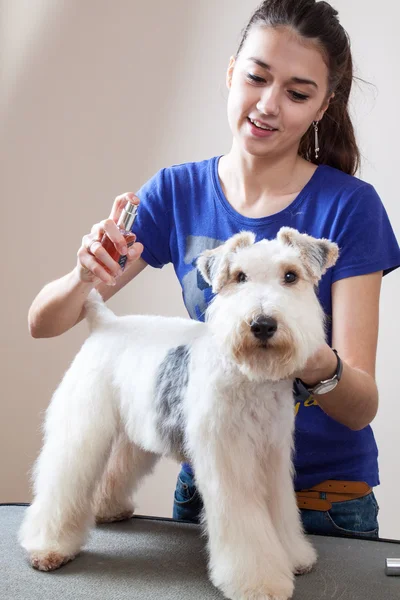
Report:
226,26,332,159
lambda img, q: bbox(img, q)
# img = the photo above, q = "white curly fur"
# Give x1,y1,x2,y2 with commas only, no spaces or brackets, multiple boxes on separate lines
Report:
19,228,338,599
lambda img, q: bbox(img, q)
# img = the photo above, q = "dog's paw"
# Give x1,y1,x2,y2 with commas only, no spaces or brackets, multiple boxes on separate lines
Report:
216,578,294,600
95,509,134,524
291,540,317,576
294,563,314,575
247,589,293,600
29,551,75,571
228,590,292,600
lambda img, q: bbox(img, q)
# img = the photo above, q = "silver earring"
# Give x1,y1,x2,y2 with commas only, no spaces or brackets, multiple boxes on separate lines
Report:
313,121,320,160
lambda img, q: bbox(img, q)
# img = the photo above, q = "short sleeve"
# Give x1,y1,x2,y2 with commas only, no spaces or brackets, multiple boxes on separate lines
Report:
131,169,172,269
331,184,400,283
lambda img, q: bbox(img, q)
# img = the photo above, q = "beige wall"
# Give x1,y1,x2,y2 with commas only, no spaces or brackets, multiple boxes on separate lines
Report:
1,1,399,538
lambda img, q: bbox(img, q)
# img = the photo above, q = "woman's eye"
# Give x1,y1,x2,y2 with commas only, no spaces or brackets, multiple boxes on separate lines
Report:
289,90,309,102
284,272,298,284
246,73,265,84
237,271,248,283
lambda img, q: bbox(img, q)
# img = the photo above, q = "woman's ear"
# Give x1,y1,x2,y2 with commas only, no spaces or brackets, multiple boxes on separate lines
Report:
315,92,335,121
226,56,236,89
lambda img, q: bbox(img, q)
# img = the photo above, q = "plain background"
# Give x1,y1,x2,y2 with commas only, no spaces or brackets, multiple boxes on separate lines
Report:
1,1,399,538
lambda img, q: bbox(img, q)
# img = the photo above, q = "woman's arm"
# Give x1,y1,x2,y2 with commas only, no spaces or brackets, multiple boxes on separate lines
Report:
28,257,148,338
296,271,382,430
28,192,147,338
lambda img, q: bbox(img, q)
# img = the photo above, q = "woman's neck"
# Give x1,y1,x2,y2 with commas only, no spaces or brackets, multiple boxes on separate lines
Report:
218,144,317,218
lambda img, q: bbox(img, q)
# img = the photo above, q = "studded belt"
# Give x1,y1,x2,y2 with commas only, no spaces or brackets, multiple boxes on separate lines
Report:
296,480,372,511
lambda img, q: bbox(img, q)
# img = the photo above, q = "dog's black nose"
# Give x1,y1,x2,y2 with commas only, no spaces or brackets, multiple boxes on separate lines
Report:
250,316,278,341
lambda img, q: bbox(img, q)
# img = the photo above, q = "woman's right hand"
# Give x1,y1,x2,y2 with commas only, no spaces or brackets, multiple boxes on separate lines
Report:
76,193,144,286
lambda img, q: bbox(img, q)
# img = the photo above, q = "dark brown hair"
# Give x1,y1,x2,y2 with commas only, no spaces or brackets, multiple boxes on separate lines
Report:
236,0,360,175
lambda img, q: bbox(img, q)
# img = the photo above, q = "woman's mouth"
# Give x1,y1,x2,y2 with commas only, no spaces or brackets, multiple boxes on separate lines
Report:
247,117,278,138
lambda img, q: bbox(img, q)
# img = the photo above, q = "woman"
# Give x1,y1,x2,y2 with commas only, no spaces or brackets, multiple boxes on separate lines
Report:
28,0,400,538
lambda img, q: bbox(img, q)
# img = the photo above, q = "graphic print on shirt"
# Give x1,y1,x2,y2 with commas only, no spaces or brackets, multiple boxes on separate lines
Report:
181,235,224,321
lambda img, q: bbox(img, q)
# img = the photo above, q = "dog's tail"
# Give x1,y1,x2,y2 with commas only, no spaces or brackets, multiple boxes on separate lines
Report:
83,289,117,331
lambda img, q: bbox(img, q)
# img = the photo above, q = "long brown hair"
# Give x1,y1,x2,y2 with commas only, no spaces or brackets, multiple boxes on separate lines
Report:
236,0,360,175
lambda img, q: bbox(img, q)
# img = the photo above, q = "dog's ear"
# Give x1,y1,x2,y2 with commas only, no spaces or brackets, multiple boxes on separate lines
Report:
197,231,256,293
277,227,339,282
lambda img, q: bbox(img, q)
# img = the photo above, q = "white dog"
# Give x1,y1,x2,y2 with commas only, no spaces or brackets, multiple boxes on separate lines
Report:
20,227,338,600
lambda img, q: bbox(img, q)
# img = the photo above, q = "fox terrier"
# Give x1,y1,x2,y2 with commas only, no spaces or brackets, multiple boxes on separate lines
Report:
20,227,338,600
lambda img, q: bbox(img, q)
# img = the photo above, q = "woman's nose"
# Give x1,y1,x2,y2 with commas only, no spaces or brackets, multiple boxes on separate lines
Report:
256,86,281,116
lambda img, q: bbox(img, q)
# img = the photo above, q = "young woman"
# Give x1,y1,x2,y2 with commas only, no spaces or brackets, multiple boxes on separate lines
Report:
28,0,400,538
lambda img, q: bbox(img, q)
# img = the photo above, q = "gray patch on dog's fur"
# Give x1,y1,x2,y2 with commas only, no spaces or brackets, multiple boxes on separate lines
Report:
154,345,190,456
304,243,330,278
315,243,329,269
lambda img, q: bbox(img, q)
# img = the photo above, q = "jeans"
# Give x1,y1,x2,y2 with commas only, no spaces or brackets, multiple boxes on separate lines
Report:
172,467,380,539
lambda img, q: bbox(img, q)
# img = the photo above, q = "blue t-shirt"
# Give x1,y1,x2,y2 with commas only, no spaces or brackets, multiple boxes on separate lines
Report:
132,155,400,490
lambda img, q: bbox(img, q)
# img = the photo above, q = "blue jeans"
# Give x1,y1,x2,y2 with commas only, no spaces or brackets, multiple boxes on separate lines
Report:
172,467,380,539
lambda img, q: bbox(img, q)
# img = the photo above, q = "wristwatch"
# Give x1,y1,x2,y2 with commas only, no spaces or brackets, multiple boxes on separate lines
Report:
302,349,343,395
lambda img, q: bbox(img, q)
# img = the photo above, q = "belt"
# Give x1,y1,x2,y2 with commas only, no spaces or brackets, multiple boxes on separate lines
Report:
296,480,372,511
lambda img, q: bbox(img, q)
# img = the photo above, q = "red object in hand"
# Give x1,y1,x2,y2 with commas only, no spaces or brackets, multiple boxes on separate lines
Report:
101,201,138,272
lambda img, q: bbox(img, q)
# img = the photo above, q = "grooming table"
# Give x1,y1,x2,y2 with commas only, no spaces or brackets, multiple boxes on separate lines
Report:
2,504,400,599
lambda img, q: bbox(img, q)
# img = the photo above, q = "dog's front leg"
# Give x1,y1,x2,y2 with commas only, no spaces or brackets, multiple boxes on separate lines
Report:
191,445,294,600
267,443,317,576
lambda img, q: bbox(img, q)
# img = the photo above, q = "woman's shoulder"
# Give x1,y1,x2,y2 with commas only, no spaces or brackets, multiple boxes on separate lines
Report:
141,156,218,191
311,165,385,217
167,155,218,170
137,156,218,199
316,164,376,196
163,155,218,179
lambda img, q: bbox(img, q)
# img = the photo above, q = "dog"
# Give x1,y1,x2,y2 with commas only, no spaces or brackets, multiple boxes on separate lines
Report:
20,227,338,600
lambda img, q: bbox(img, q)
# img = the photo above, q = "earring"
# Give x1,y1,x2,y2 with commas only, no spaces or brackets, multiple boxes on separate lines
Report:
313,121,320,160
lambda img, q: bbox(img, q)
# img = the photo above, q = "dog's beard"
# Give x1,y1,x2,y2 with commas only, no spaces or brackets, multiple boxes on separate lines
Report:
229,324,301,382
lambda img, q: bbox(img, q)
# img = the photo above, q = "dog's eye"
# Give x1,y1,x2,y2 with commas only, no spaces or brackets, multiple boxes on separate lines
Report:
284,271,297,284
237,271,247,283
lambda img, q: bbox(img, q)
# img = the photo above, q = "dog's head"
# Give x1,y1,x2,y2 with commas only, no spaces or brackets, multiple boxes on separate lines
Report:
197,228,339,382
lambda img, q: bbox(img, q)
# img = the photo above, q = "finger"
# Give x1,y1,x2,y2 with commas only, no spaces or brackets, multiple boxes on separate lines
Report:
109,193,140,223
81,223,105,258
77,247,117,285
88,241,124,278
87,259,117,285
82,232,99,255
101,218,130,255
90,222,104,238
83,237,100,255
126,242,144,262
